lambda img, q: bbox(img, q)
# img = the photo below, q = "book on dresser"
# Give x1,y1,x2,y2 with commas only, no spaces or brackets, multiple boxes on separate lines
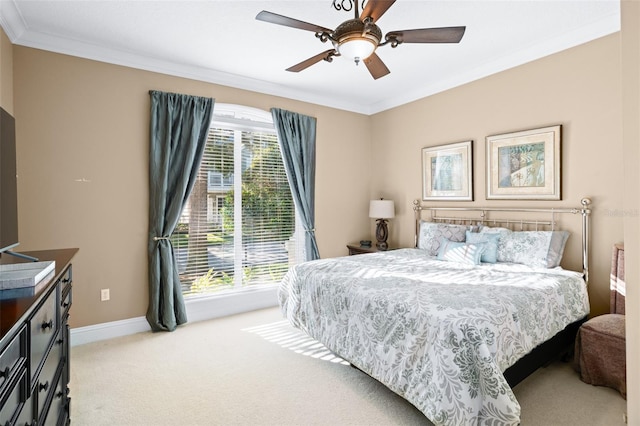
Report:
0,248,78,426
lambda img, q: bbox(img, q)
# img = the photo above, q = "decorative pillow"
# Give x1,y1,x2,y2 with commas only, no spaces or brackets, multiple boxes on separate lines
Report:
479,225,511,235
417,221,470,256
465,231,501,263
497,230,570,268
437,239,486,265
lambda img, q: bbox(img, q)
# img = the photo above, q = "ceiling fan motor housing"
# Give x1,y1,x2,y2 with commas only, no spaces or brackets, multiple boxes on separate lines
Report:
332,18,382,60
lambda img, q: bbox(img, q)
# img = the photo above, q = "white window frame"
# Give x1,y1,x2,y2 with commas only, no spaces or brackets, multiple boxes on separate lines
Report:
181,104,303,318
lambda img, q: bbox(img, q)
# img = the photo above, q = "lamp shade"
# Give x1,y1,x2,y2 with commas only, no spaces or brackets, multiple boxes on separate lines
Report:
369,199,395,219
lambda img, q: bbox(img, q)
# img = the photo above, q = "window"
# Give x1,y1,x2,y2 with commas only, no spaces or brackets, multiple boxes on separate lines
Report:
207,171,234,192
172,105,301,296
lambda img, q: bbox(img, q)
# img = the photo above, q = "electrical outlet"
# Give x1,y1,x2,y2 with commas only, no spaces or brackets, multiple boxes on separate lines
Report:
100,288,110,301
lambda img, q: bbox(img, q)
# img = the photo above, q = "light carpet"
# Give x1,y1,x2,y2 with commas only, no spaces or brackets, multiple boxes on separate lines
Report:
70,307,626,425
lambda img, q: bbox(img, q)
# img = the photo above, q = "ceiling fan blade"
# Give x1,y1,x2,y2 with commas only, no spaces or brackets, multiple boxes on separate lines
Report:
386,27,466,44
286,49,336,73
256,11,333,33
363,52,390,80
360,0,397,23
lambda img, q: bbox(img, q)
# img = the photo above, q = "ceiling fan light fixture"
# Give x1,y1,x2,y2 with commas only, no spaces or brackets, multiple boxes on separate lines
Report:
333,18,382,65
338,35,377,64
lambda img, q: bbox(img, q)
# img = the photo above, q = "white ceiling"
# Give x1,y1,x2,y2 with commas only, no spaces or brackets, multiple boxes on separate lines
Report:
0,0,620,115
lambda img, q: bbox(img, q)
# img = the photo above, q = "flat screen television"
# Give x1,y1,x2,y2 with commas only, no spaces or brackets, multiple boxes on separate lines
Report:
0,106,19,255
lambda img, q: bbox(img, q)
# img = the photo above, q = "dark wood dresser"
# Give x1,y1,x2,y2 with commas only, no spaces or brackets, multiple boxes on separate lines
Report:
0,248,78,426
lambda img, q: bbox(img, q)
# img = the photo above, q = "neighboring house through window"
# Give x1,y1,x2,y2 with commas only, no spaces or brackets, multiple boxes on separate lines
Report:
172,104,303,296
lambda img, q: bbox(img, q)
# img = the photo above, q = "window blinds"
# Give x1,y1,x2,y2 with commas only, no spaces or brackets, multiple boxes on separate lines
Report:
171,123,297,296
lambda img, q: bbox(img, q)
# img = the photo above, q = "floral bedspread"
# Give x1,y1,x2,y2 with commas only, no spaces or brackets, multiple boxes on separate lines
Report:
278,249,589,426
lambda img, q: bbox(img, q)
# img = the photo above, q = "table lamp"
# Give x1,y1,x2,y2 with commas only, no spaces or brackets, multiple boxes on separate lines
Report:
369,199,395,250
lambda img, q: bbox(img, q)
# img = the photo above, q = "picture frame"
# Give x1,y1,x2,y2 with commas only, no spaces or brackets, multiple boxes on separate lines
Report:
422,140,473,201
486,125,561,200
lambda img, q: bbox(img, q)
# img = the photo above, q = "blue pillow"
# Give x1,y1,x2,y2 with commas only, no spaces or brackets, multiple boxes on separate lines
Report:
437,239,486,265
466,231,501,263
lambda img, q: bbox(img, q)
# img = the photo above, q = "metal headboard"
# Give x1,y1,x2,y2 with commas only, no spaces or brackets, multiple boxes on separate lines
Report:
412,198,592,285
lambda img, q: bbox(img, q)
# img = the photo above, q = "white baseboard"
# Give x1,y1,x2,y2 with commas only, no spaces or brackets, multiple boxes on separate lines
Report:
70,316,150,346
70,286,279,346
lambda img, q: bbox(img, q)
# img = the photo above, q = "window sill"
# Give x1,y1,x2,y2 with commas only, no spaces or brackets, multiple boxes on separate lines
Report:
184,285,279,323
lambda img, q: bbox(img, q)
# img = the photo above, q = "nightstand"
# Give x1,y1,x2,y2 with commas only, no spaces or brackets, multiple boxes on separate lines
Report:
347,243,393,255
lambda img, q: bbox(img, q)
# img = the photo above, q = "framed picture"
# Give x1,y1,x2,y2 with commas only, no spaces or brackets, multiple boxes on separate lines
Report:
422,140,473,201
486,125,561,200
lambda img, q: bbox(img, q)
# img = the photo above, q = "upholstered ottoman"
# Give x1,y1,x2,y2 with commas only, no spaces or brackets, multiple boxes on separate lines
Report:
575,313,626,398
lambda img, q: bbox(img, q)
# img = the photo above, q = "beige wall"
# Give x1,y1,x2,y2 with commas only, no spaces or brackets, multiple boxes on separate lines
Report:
371,34,624,318
621,1,639,423
12,47,372,328
0,28,13,113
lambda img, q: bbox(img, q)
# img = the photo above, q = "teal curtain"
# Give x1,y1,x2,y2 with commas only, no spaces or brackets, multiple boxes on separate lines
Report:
271,108,320,261
147,90,214,331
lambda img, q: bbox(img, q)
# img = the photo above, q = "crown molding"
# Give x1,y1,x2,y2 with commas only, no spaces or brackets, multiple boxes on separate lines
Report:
0,0,26,41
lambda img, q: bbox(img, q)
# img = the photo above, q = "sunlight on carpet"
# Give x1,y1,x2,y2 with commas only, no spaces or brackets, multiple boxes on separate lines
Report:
242,320,350,365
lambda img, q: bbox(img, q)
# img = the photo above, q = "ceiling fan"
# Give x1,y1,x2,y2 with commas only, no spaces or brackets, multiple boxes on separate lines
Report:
256,0,466,80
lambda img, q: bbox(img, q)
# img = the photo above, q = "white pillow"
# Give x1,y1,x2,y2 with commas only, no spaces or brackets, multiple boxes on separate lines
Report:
497,230,570,268
417,221,470,256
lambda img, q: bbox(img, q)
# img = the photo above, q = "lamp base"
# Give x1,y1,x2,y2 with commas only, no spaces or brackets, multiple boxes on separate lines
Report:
376,241,388,250
375,219,389,251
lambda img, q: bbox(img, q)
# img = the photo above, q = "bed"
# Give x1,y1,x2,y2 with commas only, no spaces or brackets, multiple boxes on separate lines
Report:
278,199,592,426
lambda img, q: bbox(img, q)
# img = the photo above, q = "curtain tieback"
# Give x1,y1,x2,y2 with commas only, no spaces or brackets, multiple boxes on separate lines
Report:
153,236,170,241
305,228,316,233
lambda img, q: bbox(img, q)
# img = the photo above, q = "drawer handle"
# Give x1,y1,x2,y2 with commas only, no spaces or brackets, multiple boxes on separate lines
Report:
0,366,9,378
39,381,49,392
41,320,53,330
63,301,70,308
56,390,64,399
62,278,70,284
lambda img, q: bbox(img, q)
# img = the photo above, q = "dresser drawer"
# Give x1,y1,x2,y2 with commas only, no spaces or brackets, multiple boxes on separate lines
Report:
0,368,27,425
0,325,26,396
59,266,72,292
36,334,62,421
60,284,72,320
30,288,58,386
41,370,65,426
14,391,35,426
60,267,72,324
